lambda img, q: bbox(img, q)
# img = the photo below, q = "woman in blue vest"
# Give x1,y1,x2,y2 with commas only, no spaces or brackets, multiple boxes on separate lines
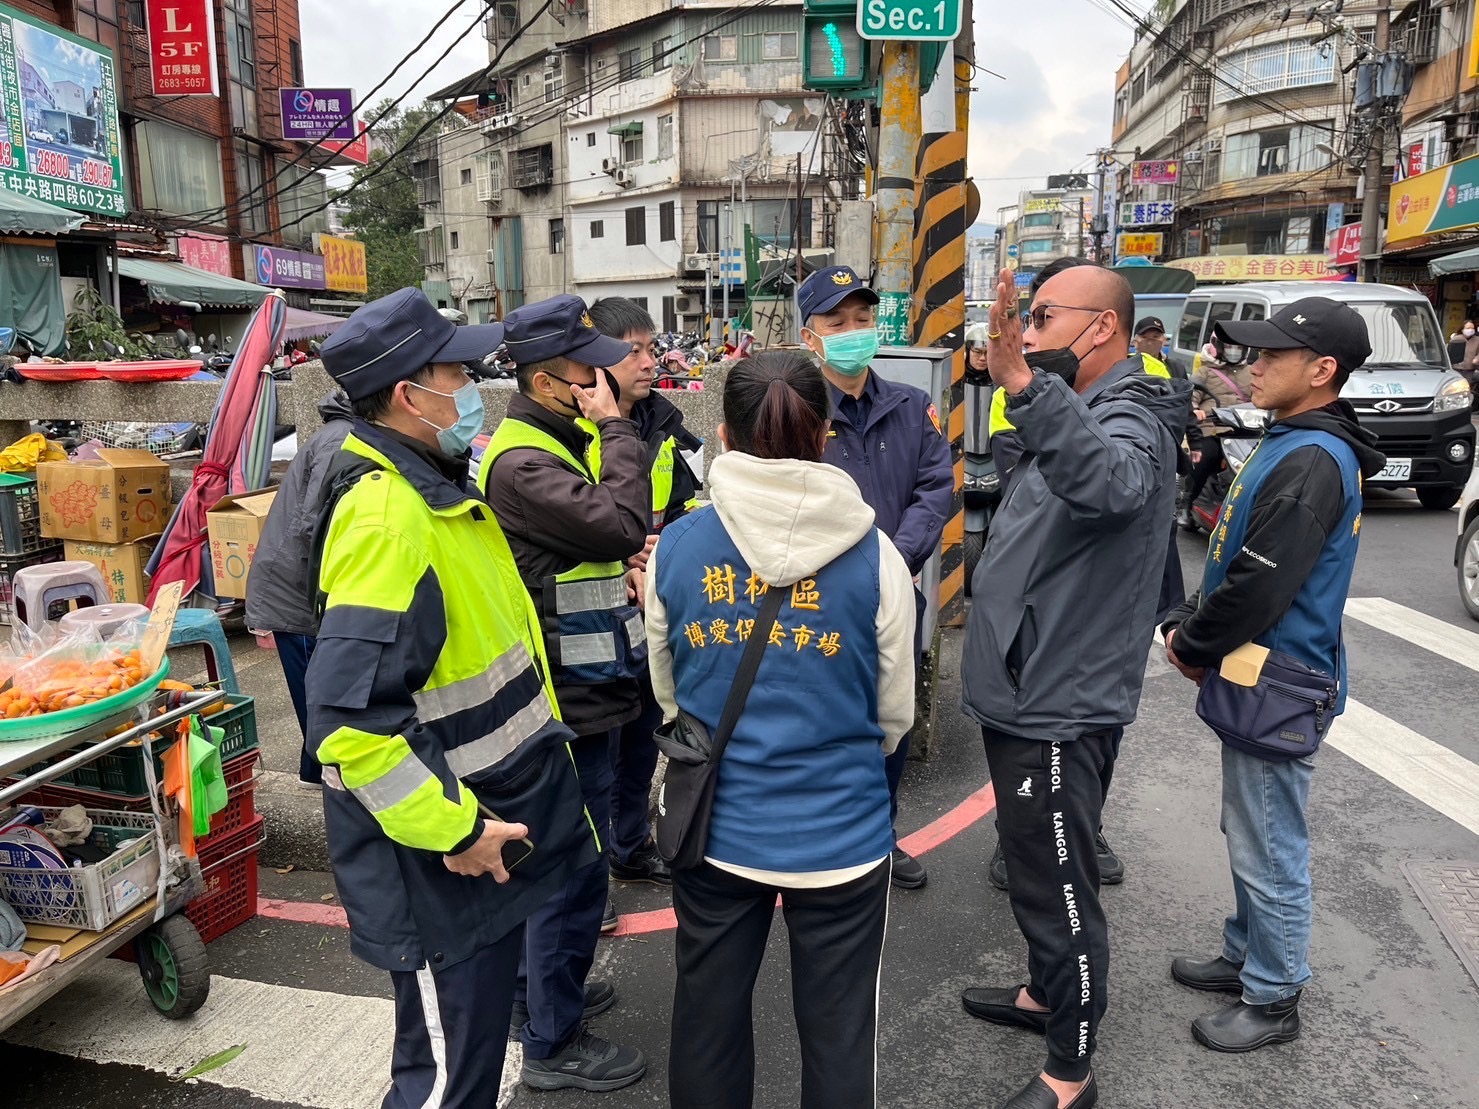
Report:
646,350,917,1109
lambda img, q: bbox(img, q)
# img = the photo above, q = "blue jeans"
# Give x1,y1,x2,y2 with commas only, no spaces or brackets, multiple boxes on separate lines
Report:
1219,744,1315,1004
275,632,320,784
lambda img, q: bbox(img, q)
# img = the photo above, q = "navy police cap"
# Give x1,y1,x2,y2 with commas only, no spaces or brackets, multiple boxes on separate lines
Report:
502,294,634,369
321,287,504,401
798,265,881,322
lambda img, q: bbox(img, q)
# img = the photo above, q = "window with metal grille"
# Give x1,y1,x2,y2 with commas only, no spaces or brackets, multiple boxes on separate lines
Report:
512,145,553,188
1216,39,1336,104
626,206,647,245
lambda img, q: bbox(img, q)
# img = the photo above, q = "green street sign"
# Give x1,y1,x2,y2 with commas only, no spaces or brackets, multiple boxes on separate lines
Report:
857,0,963,41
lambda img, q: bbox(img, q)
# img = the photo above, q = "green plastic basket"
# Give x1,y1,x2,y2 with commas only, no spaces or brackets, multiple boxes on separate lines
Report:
0,657,170,742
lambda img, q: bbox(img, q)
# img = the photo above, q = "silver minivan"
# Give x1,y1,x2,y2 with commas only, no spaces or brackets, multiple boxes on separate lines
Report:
1172,282,1476,509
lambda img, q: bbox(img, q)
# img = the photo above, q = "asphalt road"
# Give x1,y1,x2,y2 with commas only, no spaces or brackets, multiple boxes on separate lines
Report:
4,487,1478,1108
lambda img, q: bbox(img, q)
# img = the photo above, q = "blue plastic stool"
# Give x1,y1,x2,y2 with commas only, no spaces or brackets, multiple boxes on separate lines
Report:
167,608,240,695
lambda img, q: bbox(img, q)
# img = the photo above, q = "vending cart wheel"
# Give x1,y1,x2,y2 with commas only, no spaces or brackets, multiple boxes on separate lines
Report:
137,914,211,1019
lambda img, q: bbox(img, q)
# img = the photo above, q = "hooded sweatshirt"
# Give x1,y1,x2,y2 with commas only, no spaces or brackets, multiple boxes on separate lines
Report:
646,451,916,884
1163,400,1385,672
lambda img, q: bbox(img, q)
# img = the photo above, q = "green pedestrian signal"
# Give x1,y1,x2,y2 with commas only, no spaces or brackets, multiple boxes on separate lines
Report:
803,11,870,89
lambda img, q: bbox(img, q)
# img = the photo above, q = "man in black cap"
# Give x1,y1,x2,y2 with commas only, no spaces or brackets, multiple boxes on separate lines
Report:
477,294,650,1093
1133,316,1187,379
306,287,598,1107
1162,297,1385,1053
800,264,954,890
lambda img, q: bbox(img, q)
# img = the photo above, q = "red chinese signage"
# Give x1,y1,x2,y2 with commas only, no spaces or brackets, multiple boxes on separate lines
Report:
176,231,234,278
1327,223,1362,268
1408,142,1425,178
1131,159,1179,185
146,0,218,97
319,124,370,167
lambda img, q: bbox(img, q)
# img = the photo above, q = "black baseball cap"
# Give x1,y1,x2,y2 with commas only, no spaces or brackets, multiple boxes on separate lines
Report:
797,265,880,321
1134,316,1166,336
321,288,505,401
502,294,633,369
1214,297,1372,374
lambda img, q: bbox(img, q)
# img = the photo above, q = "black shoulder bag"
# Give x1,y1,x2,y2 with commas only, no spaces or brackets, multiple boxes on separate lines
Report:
653,586,785,871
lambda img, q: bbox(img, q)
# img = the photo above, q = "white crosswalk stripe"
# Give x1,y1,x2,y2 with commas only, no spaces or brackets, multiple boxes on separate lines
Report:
1344,596,1479,673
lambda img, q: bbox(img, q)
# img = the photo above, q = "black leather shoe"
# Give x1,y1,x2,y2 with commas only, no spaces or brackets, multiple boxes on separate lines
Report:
509,980,618,1038
988,838,1009,891
1001,1072,1097,1109
1095,831,1124,885
891,847,928,889
1192,993,1300,1053
1171,954,1244,993
961,985,1048,1033
609,839,672,886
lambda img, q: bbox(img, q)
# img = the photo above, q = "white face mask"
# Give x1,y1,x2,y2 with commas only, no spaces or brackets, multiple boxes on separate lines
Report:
1465,327,1476,338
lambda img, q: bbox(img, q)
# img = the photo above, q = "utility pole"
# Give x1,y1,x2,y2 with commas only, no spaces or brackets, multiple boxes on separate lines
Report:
1092,149,1112,262
1359,0,1392,283
874,40,920,343
1077,196,1087,257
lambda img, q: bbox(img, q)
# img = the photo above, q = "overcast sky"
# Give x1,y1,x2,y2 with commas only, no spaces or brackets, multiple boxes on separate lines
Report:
298,0,1138,226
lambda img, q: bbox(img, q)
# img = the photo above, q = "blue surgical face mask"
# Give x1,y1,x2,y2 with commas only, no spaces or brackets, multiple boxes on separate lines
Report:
807,326,880,376
411,379,485,456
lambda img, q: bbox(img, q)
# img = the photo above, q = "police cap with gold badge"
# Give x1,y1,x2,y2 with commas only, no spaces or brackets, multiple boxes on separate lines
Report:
503,294,635,369
797,265,881,321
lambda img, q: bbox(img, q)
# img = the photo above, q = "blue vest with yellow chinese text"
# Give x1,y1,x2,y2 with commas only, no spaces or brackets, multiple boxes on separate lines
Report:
1203,425,1362,712
654,506,893,873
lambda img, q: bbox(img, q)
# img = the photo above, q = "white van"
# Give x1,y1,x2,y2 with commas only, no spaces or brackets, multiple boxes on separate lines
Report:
1172,283,1475,509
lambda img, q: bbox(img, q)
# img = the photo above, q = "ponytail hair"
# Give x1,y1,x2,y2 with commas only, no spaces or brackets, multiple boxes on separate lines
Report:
722,350,831,462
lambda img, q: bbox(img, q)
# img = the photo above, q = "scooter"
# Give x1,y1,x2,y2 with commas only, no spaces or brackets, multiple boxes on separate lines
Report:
1186,405,1264,533
962,365,1001,595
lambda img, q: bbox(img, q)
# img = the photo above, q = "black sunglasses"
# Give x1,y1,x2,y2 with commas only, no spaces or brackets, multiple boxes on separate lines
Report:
1027,303,1106,330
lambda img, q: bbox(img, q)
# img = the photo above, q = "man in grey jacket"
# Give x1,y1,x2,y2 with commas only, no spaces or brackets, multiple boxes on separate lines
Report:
244,393,353,787
959,265,1189,1109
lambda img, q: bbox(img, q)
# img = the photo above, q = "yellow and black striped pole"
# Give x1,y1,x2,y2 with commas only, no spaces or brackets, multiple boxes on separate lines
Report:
910,50,973,628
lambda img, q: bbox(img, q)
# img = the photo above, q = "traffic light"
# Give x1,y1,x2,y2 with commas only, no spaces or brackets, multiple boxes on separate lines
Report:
802,2,870,90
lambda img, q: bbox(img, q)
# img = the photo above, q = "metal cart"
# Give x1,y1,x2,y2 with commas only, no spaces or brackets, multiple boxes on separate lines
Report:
0,691,219,1032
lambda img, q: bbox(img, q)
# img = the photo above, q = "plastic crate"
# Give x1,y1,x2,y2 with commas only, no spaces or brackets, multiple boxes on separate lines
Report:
0,545,64,626
185,814,263,944
53,696,255,795
0,474,44,556
0,807,159,930
208,696,259,762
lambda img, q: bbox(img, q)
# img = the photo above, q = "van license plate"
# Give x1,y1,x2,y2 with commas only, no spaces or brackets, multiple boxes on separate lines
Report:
1374,458,1411,482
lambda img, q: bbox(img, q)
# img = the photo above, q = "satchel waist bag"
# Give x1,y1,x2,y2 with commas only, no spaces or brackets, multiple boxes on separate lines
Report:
653,586,785,870
1195,641,1339,761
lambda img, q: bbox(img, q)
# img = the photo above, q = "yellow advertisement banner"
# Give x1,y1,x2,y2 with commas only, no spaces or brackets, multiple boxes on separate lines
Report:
317,233,368,294
1022,198,1058,214
1385,153,1479,244
1166,254,1334,282
1117,232,1164,257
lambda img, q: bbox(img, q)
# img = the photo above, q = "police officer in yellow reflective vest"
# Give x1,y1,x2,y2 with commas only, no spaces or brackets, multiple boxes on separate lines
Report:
478,295,651,1093
308,288,598,1109
587,297,703,899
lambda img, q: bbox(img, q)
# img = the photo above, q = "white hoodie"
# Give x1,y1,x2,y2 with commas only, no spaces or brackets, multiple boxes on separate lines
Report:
645,450,917,752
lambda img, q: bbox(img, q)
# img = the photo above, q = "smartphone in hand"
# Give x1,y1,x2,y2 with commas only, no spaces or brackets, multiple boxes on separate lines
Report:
478,802,535,872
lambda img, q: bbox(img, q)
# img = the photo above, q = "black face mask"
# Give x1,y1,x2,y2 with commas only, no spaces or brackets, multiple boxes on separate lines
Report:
1022,315,1102,390
548,368,622,416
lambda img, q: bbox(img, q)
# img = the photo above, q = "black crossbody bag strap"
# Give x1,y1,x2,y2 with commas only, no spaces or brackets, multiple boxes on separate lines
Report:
707,585,786,763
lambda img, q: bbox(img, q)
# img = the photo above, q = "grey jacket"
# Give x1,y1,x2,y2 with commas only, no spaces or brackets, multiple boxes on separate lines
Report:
961,359,1191,743
244,393,353,636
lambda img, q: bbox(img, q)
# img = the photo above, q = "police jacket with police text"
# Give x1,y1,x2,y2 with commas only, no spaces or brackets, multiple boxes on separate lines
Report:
821,370,954,577
632,391,702,527
307,422,598,974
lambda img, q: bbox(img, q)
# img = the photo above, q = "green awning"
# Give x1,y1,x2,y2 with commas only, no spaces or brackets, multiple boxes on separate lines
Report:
1428,245,1479,277
118,258,268,309
0,189,86,235
607,122,643,137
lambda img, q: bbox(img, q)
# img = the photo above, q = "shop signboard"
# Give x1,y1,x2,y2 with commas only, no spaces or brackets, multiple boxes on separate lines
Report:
1022,198,1059,214
315,233,367,294
0,3,127,216
279,87,356,142
176,231,233,277
876,290,910,345
319,122,369,167
1119,200,1174,226
245,243,326,290
1167,254,1335,282
1327,223,1362,268
1387,153,1479,244
145,0,218,97
1130,159,1178,185
1116,232,1164,257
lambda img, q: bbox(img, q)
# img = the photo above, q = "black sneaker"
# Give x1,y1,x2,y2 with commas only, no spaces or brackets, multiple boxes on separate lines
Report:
988,838,1008,891
522,1024,646,1092
890,847,927,889
508,980,617,1038
609,839,672,886
601,898,618,935
1096,831,1125,885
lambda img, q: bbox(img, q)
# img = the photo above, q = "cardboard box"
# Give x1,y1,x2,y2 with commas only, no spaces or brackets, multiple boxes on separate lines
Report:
206,490,277,600
36,449,172,544
63,539,155,605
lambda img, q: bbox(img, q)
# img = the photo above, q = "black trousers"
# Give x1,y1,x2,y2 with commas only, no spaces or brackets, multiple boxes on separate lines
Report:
983,727,1118,1083
669,859,891,1109
385,923,524,1109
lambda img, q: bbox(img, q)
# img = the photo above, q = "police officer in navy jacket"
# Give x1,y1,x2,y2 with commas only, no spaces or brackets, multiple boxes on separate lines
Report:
803,265,954,890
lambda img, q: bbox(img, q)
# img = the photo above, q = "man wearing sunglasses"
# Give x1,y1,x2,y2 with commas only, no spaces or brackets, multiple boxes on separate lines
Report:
959,264,1191,1109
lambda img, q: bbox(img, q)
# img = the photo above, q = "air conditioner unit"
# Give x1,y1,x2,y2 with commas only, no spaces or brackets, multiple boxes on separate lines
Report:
1205,136,1222,153
481,112,523,135
601,157,615,173
613,168,632,187
683,253,714,273
485,249,498,264
675,295,703,315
